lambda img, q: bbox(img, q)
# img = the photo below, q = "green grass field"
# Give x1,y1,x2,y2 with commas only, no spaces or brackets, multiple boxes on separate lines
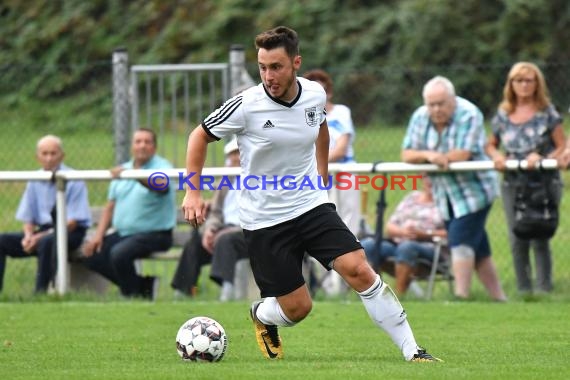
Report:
1,96,569,379
1,301,568,380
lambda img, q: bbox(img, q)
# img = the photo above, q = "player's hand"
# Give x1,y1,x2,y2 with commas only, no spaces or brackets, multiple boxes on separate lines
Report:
182,192,208,228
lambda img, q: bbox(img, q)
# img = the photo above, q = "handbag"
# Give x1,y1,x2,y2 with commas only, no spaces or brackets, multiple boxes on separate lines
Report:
512,171,560,240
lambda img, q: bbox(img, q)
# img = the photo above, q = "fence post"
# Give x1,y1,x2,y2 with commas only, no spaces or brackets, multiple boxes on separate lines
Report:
55,175,69,295
112,48,130,165
229,44,255,95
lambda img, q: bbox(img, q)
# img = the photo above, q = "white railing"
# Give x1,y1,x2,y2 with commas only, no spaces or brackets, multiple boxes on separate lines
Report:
0,158,559,294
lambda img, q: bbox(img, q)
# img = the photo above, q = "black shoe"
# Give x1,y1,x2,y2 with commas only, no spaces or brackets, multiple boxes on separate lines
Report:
142,276,160,301
410,347,442,362
250,301,283,359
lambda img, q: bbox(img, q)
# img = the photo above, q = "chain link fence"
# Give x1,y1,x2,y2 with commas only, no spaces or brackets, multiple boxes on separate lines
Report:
1,58,569,301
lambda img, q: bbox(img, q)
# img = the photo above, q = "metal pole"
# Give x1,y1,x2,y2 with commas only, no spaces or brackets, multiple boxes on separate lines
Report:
55,175,69,295
112,47,130,165
229,44,254,95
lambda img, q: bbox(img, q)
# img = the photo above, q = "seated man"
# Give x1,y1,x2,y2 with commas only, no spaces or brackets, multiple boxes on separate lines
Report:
171,138,248,301
82,128,175,300
0,135,91,294
361,174,447,296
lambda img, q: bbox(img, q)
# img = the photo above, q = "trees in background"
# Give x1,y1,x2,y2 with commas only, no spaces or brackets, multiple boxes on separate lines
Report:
1,0,568,124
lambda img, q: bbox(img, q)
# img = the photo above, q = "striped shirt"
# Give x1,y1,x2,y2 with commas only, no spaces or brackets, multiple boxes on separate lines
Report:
402,96,499,220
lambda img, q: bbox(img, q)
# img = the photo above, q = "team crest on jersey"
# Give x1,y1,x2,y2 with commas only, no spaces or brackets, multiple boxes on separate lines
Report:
305,107,318,127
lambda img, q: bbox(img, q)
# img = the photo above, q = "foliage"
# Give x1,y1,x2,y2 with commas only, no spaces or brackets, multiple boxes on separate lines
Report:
1,0,570,123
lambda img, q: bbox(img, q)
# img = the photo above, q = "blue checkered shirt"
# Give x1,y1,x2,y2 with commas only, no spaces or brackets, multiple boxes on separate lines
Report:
402,96,499,220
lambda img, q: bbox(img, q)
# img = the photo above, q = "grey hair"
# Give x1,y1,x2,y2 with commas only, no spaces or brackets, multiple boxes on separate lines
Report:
36,135,63,151
422,76,456,98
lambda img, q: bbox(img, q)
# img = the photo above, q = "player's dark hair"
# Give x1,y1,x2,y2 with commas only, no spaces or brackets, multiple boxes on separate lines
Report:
255,26,299,58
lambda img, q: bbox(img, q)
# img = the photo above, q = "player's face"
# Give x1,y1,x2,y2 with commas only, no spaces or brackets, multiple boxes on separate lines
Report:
131,130,156,165
258,47,301,101
424,84,456,129
36,140,64,171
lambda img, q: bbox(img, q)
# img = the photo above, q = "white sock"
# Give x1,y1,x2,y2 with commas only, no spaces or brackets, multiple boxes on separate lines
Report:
255,297,295,327
358,274,419,360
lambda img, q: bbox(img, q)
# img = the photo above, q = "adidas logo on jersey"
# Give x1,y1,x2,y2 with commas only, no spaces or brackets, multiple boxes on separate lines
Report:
263,120,275,129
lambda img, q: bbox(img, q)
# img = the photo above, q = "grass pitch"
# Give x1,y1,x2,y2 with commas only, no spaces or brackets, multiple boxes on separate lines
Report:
1,300,567,380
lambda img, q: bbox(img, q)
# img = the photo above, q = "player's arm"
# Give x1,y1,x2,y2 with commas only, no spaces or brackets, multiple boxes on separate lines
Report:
182,125,215,228
316,121,330,186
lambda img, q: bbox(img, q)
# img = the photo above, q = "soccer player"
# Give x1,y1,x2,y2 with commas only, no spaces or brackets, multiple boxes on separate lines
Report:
182,26,440,362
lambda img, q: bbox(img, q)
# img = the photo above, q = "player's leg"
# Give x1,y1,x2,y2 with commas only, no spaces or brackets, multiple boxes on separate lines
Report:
333,251,438,361
244,220,308,359
303,204,440,362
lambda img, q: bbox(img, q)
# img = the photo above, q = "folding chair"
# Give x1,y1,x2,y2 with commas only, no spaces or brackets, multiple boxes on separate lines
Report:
369,168,453,300
413,236,453,300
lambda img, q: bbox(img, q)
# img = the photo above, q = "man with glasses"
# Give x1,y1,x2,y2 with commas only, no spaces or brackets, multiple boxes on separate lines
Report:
401,76,507,302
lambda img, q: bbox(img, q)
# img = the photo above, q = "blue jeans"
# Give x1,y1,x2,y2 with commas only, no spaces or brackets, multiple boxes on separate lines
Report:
361,237,435,269
82,231,172,297
445,204,492,261
361,237,396,269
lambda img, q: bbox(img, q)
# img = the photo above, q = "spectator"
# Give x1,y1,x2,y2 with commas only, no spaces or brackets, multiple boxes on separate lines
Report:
302,69,361,234
171,138,248,301
486,62,565,294
182,26,439,362
303,69,362,296
0,135,91,294
82,128,175,300
361,174,447,296
401,75,507,301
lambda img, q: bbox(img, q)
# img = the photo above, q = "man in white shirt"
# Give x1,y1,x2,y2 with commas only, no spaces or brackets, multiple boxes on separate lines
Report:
182,26,439,362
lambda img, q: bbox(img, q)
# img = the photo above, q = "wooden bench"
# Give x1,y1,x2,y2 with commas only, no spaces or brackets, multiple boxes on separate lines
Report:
68,207,258,300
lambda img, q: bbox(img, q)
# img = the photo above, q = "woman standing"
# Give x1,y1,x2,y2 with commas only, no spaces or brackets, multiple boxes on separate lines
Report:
485,62,565,294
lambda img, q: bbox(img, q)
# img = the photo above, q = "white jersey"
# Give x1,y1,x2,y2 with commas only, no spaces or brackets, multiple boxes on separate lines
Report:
327,104,355,163
202,77,330,230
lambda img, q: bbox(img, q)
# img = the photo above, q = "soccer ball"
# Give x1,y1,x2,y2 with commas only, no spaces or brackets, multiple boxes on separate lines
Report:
176,316,228,362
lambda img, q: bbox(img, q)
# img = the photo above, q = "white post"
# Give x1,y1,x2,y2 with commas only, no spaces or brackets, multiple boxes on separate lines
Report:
55,175,69,295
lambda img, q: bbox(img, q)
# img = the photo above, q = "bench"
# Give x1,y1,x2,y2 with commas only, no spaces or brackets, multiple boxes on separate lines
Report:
68,207,259,300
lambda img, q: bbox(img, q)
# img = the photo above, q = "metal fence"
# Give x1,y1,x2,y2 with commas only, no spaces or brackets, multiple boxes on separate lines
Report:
1,54,569,301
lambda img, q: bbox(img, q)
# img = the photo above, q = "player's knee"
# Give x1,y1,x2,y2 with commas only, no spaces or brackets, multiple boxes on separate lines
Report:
285,298,312,322
334,250,372,278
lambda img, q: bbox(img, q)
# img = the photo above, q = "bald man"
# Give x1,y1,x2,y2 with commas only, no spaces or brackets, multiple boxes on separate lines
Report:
0,135,91,294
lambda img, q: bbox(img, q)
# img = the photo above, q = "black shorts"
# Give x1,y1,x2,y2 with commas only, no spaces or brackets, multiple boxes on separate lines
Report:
243,203,362,298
